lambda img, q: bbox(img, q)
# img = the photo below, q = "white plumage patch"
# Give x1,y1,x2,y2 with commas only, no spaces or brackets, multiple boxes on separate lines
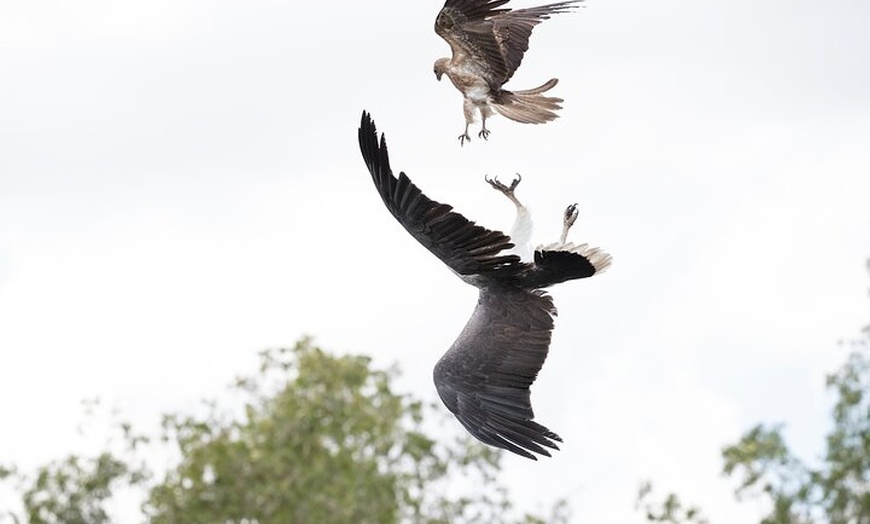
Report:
507,206,534,263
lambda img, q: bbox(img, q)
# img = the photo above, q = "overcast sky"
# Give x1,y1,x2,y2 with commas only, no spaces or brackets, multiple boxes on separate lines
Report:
1,0,869,522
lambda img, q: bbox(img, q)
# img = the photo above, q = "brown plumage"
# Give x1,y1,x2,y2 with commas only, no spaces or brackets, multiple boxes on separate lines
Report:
359,112,611,459
433,0,582,145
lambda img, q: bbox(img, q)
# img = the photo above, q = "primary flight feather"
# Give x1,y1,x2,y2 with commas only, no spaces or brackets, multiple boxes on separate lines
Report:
358,111,611,459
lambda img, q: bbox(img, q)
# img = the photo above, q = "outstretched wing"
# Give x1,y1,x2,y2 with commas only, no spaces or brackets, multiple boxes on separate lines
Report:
433,287,561,460
525,240,612,288
491,1,581,83
435,0,581,87
358,111,522,277
434,0,512,86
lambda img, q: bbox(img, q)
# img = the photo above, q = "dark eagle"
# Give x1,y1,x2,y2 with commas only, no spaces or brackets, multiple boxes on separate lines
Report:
358,111,611,459
433,0,582,145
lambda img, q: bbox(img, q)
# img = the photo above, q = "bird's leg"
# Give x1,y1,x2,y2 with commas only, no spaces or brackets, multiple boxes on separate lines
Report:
478,115,490,141
560,203,579,244
460,102,475,146
458,127,471,146
485,173,523,208
486,174,533,260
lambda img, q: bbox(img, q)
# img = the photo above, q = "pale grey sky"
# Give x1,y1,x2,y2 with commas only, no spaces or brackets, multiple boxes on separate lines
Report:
1,0,869,522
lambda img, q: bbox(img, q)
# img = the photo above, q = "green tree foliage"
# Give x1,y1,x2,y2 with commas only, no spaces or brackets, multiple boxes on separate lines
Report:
639,345,869,524
2,338,567,524
639,263,870,524
3,453,145,524
635,481,709,524
720,341,869,524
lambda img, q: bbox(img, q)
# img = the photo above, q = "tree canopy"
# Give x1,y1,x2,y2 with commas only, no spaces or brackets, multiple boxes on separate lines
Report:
638,267,870,524
2,338,568,524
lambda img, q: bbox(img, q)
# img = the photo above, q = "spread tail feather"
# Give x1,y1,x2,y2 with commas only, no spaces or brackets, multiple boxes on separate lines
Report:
493,78,564,124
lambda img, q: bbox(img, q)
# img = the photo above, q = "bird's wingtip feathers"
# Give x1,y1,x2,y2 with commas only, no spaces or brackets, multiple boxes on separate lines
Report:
359,110,374,134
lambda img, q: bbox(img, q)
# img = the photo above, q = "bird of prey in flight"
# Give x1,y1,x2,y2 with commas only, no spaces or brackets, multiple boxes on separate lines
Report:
358,111,611,459
433,0,582,145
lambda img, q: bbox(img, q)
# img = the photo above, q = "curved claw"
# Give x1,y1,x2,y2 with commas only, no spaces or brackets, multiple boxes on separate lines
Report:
484,173,522,196
458,133,471,146
478,128,490,140
560,203,580,243
564,203,579,229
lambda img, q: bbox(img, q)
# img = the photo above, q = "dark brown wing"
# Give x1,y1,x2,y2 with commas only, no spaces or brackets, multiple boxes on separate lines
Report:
434,0,512,86
523,240,611,288
491,1,582,83
358,111,522,277
433,286,561,460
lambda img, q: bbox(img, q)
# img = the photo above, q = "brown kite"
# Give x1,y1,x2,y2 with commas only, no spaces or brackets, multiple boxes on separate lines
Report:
433,0,582,145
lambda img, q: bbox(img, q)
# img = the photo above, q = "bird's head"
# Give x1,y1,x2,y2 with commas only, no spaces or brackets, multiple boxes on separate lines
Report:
433,58,449,81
